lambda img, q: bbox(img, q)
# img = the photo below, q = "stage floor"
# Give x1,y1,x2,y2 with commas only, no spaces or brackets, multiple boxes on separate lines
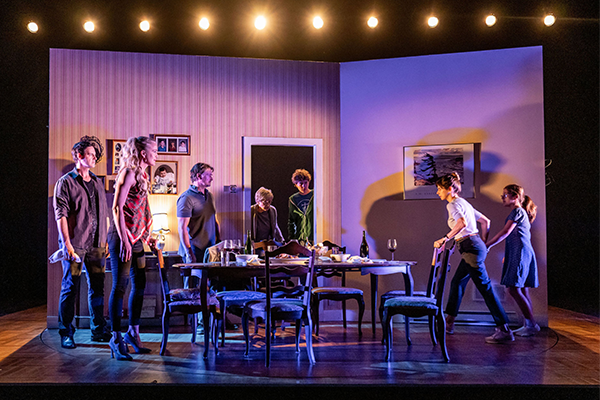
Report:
0,306,597,388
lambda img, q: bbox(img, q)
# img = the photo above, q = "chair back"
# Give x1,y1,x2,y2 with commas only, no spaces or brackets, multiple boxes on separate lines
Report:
155,249,171,305
265,242,316,310
434,242,455,309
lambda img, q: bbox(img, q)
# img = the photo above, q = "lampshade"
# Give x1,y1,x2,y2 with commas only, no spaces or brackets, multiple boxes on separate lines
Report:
152,213,170,234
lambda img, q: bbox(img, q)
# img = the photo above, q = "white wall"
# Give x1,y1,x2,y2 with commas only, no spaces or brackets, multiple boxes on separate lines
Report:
340,47,547,325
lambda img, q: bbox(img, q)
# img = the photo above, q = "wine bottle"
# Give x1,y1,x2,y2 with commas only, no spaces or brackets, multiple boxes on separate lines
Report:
244,230,253,254
359,230,369,258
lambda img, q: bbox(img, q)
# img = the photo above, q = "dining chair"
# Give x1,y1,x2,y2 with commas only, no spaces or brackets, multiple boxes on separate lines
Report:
382,242,455,362
241,241,317,366
156,249,222,356
312,242,365,337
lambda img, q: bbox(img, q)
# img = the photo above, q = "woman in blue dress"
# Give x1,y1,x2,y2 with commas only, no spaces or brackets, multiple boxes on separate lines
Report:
487,184,539,337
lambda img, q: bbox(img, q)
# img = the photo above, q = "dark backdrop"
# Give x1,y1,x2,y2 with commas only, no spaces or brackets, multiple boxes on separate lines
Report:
0,0,597,316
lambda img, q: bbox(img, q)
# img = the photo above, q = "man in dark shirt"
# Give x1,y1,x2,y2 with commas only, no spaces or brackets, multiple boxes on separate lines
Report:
288,169,314,244
53,136,110,348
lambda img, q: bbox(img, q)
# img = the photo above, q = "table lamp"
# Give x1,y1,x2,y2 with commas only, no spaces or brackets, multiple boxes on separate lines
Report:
152,212,170,250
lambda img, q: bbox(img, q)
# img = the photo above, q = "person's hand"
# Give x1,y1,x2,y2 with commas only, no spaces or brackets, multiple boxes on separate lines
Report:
147,237,157,251
433,237,446,248
120,240,132,262
63,244,77,261
185,248,196,263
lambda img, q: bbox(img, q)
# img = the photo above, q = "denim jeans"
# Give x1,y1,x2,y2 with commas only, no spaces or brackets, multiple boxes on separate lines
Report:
58,246,107,337
107,230,146,331
445,235,509,327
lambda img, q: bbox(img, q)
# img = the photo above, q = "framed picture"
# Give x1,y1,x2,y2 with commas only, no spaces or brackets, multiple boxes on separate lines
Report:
149,161,178,195
403,143,476,199
151,134,190,156
107,139,127,175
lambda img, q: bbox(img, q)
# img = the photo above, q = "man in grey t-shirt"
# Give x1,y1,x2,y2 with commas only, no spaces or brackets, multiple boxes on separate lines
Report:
177,163,220,265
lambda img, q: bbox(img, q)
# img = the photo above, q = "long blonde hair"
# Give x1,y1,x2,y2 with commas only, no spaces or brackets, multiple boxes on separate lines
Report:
122,136,153,192
505,184,537,223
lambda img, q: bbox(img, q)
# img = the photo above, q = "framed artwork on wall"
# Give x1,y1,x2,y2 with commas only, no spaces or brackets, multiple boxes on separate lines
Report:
149,160,178,195
107,139,127,175
151,134,190,156
403,143,476,199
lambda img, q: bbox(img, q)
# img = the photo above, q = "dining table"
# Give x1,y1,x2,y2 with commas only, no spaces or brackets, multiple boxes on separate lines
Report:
172,258,416,359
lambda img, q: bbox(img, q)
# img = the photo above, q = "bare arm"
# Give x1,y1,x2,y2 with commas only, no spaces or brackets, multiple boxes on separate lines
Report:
178,216,195,262
486,220,517,249
434,217,466,248
112,169,136,261
477,214,491,242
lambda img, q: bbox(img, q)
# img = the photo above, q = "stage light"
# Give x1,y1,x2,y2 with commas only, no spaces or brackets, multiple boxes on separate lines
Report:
255,16,266,30
544,14,556,26
367,17,378,28
27,22,39,33
199,17,209,30
485,15,497,27
427,16,439,28
83,21,95,33
313,16,324,29
140,20,150,32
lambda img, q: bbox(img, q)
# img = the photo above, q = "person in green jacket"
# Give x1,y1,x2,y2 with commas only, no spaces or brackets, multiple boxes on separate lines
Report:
287,169,314,244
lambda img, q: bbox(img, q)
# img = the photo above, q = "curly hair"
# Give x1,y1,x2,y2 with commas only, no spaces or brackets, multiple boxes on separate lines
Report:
122,136,154,191
436,172,462,194
504,184,537,223
71,135,104,163
291,169,311,184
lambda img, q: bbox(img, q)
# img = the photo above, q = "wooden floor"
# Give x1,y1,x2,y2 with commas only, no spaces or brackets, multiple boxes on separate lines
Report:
0,305,597,395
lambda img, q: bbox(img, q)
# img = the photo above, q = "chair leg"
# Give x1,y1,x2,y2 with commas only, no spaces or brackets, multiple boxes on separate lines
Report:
383,308,393,361
191,313,197,343
342,299,347,330
295,320,301,352
313,297,320,336
160,309,170,356
242,312,250,357
211,313,220,355
357,296,365,338
437,314,450,362
266,313,271,367
305,318,316,364
404,315,412,346
380,304,386,345
219,299,227,347
428,315,437,346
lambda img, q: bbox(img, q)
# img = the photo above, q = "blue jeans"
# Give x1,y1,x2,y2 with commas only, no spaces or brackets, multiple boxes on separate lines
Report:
445,235,509,327
107,230,146,331
58,247,107,337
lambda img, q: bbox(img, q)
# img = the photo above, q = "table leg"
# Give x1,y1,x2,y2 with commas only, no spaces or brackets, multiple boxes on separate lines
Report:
201,270,210,359
370,274,378,337
403,267,414,296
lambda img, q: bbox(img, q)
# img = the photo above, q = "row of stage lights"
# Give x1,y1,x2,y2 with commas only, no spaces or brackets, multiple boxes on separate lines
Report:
26,13,559,34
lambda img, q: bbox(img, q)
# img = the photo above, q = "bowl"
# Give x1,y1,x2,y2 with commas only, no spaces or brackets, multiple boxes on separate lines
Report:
235,254,259,266
331,253,351,262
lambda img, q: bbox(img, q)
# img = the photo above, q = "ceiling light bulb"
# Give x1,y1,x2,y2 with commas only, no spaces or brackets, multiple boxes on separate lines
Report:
255,16,266,30
83,21,95,33
367,17,378,28
544,14,556,26
313,16,324,29
428,16,439,28
27,22,39,33
485,15,497,27
199,18,209,30
139,20,150,32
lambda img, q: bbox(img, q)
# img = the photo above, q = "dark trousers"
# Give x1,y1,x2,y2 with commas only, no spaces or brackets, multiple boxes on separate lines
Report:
58,247,107,337
445,235,509,327
108,231,146,332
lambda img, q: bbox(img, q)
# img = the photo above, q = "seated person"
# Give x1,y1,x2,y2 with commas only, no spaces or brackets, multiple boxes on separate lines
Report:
153,166,176,194
251,187,284,246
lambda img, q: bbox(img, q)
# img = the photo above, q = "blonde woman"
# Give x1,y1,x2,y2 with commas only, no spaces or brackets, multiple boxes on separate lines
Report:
108,136,156,360
487,184,539,336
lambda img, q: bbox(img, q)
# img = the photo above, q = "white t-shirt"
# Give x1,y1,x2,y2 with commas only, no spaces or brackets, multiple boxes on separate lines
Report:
446,197,482,240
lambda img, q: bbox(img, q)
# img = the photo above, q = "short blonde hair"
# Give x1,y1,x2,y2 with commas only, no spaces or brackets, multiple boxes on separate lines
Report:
255,187,274,203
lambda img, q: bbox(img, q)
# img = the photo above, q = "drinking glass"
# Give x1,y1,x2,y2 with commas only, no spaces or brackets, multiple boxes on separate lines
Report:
387,239,398,260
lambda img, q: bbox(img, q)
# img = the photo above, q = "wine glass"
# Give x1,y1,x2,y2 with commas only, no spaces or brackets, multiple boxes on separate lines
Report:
387,239,398,260
233,239,242,254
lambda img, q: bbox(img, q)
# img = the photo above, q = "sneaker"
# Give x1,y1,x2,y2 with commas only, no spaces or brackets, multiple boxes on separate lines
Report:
512,325,527,333
515,324,540,337
61,335,77,349
485,328,515,344
446,320,455,335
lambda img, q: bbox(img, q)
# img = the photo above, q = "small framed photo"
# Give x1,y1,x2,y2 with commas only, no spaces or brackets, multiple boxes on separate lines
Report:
151,134,190,156
107,139,127,175
149,161,178,195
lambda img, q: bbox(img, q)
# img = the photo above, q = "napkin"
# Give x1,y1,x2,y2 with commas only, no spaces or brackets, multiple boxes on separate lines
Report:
49,248,82,264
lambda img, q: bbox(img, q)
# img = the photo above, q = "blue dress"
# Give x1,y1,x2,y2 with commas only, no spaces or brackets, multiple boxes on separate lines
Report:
501,207,538,288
